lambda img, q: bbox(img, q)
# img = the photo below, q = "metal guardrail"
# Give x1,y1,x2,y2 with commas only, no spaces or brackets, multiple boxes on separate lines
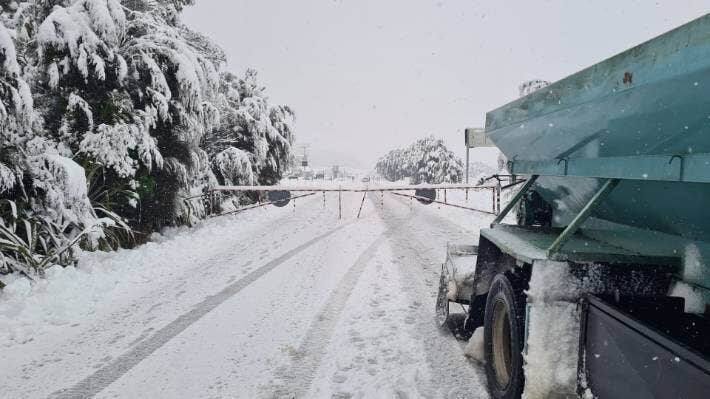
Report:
184,176,526,220
213,183,502,192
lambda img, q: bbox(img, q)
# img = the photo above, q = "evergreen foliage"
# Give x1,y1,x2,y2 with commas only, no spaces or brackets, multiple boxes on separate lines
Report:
375,136,463,184
0,0,296,274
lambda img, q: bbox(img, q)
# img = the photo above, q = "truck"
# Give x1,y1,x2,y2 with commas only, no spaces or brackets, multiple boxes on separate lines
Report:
437,14,710,399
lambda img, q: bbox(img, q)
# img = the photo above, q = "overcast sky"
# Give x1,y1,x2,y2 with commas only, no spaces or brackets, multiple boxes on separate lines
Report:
183,1,709,170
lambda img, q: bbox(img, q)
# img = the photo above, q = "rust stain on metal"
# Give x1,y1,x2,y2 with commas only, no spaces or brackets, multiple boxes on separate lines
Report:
623,71,633,84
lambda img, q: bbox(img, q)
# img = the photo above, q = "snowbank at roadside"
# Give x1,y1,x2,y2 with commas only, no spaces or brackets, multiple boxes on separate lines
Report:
0,206,287,347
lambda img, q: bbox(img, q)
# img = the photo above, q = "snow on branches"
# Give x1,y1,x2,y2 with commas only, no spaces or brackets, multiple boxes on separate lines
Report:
0,161,14,193
80,121,162,178
0,21,33,143
37,0,126,83
0,0,297,273
376,136,463,184
213,147,254,186
28,149,97,231
31,0,225,229
35,1,159,180
207,70,295,186
0,19,34,201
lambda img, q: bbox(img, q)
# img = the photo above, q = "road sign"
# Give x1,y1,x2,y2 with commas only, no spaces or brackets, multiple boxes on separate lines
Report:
465,128,493,148
465,127,493,184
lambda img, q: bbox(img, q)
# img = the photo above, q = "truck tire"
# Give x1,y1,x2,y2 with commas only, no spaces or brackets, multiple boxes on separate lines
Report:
484,273,526,399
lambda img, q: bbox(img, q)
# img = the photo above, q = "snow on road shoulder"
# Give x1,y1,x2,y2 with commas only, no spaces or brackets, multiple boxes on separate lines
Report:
0,201,312,347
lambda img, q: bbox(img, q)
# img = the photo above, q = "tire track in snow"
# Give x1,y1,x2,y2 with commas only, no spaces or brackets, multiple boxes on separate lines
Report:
50,222,351,399
376,194,490,398
271,205,412,398
12,197,331,399
387,193,482,240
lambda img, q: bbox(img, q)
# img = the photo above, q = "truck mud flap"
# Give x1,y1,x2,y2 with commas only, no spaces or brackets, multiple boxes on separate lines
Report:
580,295,710,399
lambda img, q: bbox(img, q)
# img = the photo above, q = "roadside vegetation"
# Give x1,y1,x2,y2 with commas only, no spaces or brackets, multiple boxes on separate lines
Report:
0,0,295,279
375,135,463,184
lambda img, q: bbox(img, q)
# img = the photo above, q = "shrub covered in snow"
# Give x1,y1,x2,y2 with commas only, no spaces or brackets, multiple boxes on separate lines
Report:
0,1,296,275
375,136,463,184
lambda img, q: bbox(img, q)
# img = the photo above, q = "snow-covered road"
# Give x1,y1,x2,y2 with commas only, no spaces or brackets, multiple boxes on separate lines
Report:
1,190,492,398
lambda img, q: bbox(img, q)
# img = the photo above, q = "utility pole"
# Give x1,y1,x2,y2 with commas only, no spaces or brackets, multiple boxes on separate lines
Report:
466,146,470,184
299,144,311,167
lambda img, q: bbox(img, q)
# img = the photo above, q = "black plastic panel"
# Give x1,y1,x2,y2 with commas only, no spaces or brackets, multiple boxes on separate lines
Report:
582,296,710,399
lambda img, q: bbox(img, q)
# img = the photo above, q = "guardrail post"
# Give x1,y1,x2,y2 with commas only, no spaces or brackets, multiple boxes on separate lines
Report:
338,188,342,220
357,192,367,218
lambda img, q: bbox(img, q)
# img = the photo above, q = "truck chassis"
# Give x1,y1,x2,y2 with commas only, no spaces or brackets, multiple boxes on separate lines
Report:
440,177,710,398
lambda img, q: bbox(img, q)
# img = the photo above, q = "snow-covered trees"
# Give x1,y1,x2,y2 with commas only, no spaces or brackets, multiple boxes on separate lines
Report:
0,13,102,274
0,18,35,242
0,0,296,274
212,147,253,186
376,136,463,184
34,0,161,176
206,70,295,187
22,0,222,232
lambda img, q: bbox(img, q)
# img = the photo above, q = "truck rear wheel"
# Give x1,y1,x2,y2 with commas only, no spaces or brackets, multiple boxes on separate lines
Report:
484,273,526,399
